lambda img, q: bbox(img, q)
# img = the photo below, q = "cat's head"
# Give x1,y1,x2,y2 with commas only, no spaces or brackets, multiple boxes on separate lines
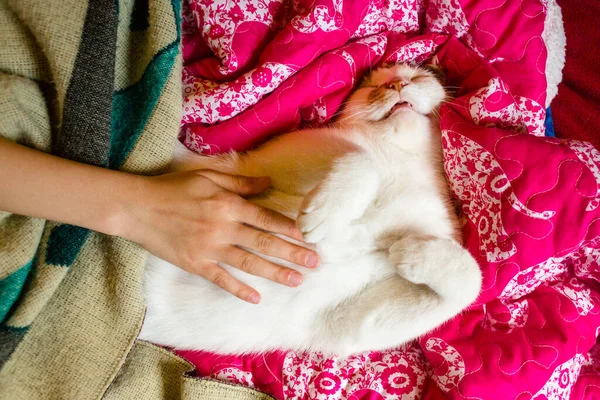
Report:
339,63,446,122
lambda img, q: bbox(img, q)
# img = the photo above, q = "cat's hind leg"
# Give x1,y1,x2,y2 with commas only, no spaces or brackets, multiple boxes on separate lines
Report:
389,236,481,303
317,237,481,356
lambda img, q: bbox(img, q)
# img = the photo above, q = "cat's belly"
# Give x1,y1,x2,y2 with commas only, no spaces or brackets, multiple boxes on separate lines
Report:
364,191,456,240
140,246,394,354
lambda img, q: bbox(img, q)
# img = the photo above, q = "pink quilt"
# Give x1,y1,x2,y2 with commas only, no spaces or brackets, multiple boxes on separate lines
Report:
176,0,600,398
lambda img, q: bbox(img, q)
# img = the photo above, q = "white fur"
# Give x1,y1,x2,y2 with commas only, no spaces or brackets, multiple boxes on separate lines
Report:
543,0,566,107
139,64,482,357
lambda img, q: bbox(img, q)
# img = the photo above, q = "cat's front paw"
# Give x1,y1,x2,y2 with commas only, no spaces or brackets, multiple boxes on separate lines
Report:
297,187,340,243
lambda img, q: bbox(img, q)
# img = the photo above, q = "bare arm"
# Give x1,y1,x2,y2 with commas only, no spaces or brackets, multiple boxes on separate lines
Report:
0,138,319,303
0,137,138,236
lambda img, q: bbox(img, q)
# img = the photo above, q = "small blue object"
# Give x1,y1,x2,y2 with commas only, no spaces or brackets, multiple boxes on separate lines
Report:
545,107,556,137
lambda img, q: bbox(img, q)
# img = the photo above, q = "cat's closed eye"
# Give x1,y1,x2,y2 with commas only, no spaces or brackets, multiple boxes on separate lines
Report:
411,75,431,83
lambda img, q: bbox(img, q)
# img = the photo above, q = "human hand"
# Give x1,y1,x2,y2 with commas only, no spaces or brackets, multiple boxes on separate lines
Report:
120,170,319,304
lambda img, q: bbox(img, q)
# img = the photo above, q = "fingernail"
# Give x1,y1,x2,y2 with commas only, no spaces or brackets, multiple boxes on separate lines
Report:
288,272,303,287
248,292,260,304
305,253,320,268
257,176,271,185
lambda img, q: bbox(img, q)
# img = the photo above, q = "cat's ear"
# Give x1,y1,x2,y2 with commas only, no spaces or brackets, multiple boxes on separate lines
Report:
422,61,446,85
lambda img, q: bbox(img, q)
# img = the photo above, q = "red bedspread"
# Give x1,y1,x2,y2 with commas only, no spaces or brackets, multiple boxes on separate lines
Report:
174,1,600,398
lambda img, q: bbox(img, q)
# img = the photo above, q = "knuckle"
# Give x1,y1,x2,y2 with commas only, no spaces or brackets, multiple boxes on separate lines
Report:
233,176,251,192
238,253,256,274
254,233,275,253
180,249,205,273
212,272,229,289
215,197,234,214
256,209,275,228
178,250,194,268
190,173,211,192
191,170,208,182
214,190,233,203
202,222,220,237
180,260,196,274
191,261,210,276
213,190,229,200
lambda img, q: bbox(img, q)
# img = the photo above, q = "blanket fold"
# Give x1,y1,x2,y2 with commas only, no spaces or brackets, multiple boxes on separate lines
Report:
175,1,600,399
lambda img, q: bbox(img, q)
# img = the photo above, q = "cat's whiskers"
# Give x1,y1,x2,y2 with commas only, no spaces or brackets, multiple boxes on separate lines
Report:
339,109,372,121
338,100,369,109
439,99,470,114
335,100,372,117
337,103,374,116
338,104,369,112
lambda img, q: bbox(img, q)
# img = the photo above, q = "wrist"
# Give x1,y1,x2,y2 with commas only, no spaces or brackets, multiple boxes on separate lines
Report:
101,173,149,240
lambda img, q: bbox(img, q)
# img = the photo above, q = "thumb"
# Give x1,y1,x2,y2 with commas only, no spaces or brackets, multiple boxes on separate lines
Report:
197,171,271,195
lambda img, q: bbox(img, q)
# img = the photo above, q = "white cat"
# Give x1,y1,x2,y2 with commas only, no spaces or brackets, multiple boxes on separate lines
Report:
139,64,482,356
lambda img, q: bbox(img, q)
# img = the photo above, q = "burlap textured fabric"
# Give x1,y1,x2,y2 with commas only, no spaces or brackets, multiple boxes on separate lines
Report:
105,341,275,400
0,0,272,398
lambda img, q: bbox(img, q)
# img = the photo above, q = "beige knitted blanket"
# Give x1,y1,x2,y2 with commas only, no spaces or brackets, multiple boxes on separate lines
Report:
0,1,271,398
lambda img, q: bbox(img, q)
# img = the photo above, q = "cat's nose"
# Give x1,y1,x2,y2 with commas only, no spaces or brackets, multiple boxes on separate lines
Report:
386,80,409,92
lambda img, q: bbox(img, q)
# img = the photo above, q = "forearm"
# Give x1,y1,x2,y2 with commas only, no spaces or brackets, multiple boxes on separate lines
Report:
0,137,142,236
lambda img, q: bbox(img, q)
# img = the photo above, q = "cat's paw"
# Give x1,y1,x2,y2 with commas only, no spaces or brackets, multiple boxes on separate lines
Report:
389,236,435,284
297,187,341,243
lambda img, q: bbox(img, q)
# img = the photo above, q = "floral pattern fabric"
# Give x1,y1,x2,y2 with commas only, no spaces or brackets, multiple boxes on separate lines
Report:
177,0,600,399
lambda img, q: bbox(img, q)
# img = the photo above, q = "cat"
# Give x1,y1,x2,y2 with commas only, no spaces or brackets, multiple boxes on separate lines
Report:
139,63,482,357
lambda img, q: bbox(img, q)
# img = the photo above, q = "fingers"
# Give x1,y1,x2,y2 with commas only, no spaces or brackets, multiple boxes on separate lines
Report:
222,246,304,288
234,200,304,241
197,170,304,241
235,225,319,268
198,170,271,196
201,261,261,304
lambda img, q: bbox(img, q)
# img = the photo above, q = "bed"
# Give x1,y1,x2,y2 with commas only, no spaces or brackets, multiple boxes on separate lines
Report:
169,1,600,398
